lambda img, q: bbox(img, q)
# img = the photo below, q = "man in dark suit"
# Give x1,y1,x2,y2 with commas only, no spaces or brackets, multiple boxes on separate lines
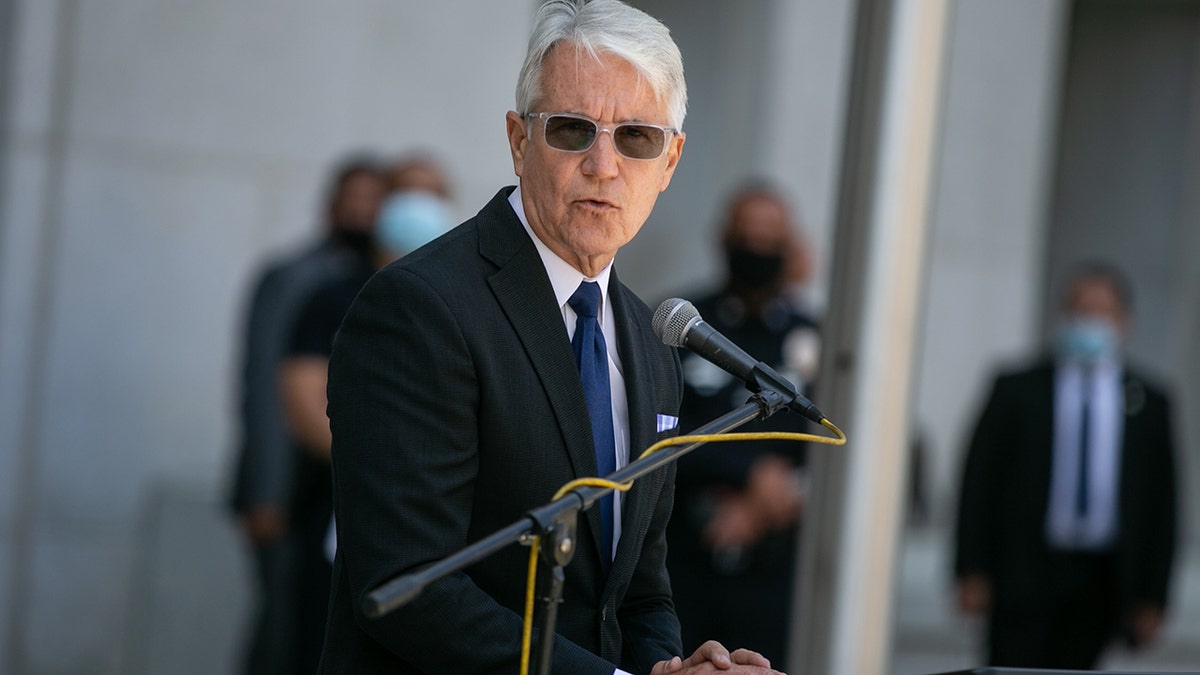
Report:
229,155,384,675
319,1,782,674
954,262,1177,669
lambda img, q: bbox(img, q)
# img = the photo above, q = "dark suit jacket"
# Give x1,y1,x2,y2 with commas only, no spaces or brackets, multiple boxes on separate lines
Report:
954,359,1177,623
320,188,685,674
230,239,358,517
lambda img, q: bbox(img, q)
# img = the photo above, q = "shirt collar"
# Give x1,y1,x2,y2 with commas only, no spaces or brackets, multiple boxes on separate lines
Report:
508,185,614,314
1057,356,1122,381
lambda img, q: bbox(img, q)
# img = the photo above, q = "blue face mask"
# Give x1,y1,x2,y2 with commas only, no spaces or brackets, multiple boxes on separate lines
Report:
1056,317,1119,364
376,191,454,257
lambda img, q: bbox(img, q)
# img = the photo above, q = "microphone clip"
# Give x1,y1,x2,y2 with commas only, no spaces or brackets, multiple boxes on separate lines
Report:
748,364,826,425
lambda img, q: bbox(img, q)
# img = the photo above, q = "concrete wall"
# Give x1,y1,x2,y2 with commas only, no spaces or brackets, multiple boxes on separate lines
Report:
911,0,1070,526
621,0,854,305
0,2,535,672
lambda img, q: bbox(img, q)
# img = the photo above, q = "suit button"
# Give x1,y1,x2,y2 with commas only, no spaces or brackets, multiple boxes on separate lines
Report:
601,606,607,621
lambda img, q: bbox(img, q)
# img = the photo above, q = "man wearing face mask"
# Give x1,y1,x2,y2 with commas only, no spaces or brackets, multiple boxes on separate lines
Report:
277,155,454,674
665,183,820,667
954,262,1178,669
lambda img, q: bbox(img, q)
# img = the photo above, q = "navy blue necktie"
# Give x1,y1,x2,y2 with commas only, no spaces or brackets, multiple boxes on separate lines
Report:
568,281,616,572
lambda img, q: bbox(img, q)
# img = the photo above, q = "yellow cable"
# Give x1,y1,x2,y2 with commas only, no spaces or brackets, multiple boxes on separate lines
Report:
520,536,540,675
637,417,847,461
518,419,846,675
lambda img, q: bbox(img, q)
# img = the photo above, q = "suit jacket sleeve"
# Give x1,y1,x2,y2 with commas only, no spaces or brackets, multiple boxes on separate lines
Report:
618,463,682,672
954,374,1012,579
327,264,618,674
1131,383,1178,609
232,262,299,512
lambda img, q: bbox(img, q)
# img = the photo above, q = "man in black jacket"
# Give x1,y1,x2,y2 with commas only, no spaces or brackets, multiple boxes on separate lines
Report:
229,156,384,675
955,262,1177,669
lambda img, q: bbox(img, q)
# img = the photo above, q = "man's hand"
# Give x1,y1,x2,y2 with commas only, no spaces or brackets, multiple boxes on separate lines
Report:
956,573,990,615
703,494,765,550
651,640,785,674
704,456,804,551
240,505,286,546
745,455,804,529
1127,605,1165,649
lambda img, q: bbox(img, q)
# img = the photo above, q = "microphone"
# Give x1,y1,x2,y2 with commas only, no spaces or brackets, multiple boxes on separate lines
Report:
653,298,826,424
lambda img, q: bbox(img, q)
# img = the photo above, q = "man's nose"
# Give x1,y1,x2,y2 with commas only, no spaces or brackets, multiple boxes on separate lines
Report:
581,130,621,178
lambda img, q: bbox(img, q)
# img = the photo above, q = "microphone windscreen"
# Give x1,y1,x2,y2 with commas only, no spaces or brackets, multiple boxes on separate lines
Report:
653,298,700,347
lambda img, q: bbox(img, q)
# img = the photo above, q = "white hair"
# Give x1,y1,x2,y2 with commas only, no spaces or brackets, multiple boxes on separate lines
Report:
515,0,688,130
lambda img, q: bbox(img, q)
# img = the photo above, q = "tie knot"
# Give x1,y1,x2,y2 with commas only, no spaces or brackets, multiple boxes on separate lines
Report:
568,281,602,319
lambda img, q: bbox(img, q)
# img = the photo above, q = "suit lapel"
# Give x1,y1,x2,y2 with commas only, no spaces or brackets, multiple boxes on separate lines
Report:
477,191,667,579
1029,364,1057,516
478,191,607,561
605,273,663,592
1118,370,1145,504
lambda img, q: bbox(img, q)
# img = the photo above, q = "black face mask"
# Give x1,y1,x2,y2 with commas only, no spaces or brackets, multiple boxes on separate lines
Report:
334,228,374,257
726,247,785,290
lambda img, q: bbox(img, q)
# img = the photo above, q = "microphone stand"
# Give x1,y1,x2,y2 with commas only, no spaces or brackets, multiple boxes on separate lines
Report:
364,389,790,675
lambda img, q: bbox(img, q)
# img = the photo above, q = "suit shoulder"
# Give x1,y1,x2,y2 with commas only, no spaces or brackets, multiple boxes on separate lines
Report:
1124,363,1175,406
370,220,481,301
987,358,1053,388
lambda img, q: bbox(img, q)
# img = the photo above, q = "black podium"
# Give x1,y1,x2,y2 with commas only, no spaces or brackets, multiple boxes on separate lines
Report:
930,669,1199,675
931,662,1195,667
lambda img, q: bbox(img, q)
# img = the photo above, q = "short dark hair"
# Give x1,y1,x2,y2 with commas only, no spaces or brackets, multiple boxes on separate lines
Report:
718,179,794,250
325,153,384,206
1063,260,1133,312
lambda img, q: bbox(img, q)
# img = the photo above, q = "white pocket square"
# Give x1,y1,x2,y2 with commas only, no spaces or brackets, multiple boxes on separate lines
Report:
656,414,679,433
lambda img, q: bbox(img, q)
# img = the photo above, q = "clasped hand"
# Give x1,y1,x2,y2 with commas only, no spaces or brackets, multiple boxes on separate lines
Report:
651,640,786,675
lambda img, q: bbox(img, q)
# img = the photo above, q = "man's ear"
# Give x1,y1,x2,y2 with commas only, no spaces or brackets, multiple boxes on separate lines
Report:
506,111,528,178
658,132,686,192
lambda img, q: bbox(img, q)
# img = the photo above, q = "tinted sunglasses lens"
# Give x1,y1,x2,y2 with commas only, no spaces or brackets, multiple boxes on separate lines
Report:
542,115,667,159
544,115,597,152
613,124,666,159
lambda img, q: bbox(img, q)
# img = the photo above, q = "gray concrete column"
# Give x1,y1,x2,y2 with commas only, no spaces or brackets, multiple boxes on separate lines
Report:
790,1,952,673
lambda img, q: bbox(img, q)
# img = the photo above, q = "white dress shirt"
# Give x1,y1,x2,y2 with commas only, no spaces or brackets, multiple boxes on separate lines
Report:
1045,359,1123,550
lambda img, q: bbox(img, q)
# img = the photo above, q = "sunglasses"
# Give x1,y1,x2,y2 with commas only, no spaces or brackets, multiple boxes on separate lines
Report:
522,112,677,160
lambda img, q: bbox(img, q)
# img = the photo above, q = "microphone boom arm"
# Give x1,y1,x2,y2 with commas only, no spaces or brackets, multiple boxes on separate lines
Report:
363,390,786,620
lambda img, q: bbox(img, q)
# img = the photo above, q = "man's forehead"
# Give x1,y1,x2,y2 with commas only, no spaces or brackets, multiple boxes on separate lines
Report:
538,45,663,116
1069,278,1125,312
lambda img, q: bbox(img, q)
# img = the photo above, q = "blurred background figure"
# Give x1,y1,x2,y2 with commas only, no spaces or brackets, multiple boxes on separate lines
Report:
385,153,452,202
374,154,455,264
275,154,453,673
228,154,386,675
954,262,1178,669
665,182,821,667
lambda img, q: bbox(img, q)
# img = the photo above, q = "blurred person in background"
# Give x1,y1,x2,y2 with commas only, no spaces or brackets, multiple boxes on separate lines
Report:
665,182,821,667
278,155,454,674
954,262,1178,669
385,152,452,201
229,154,386,675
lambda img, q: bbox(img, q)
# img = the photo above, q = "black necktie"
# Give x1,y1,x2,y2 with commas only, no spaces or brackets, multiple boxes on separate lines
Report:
1076,371,1092,518
568,281,616,572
